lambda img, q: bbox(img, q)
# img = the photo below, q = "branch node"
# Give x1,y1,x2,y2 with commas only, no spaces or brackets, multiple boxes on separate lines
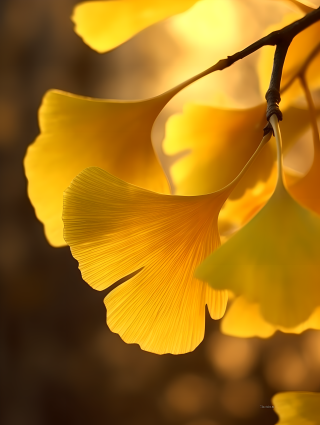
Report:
265,87,283,122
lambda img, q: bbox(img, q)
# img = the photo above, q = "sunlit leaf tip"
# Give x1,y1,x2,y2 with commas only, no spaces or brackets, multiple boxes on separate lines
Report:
72,0,199,53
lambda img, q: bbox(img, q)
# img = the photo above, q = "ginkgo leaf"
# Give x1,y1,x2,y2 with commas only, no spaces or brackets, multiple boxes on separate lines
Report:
273,392,320,425
220,163,278,231
163,103,273,198
219,162,309,237
218,103,320,238
196,115,320,329
72,0,199,53
197,180,320,328
221,296,320,338
163,103,318,199
24,67,214,247
258,10,320,107
62,134,269,354
63,168,226,354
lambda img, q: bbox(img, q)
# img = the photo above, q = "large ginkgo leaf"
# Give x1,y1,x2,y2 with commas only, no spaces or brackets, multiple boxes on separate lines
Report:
62,134,269,354
24,67,214,247
72,0,199,52
63,168,227,354
196,115,320,329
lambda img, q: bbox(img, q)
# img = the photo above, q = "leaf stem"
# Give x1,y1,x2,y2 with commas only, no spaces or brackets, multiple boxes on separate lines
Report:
270,114,284,188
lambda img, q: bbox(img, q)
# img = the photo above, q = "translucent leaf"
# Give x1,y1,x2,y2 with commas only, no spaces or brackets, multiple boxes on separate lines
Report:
63,167,232,354
62,133,268,354
196,117,320,329
72,0,199,52
219,105,320,234
197,180,320,328
24,68,213,246
163,103,274,198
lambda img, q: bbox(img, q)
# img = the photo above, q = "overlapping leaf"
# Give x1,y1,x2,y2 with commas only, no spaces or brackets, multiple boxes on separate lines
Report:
63,167,229,354
221,296,320,338
24,68,215,246
62,135,269,354
72,0,199,52
163,103,319,202
196,116,320,329
163,103,274,198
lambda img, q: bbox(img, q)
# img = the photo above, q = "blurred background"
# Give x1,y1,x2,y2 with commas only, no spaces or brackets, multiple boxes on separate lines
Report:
2,0,320,424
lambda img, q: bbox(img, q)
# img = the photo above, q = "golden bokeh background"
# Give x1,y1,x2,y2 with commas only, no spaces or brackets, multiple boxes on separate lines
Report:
1,0,320,424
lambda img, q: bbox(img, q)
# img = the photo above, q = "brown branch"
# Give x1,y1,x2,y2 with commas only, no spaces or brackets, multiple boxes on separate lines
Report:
175,7,320,137
205,6,320,75
266,40,292,119
201,7,320,135
263,40,292,135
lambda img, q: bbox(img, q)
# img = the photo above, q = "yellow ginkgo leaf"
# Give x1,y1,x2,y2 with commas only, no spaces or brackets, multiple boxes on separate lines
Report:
72,0,199,53
62,134,269,354
219,104,320,237
163,103,274,198
273,392,320,425
24,67,214,247
163,103,318,202
289,112,320,213
196,115,320,329
221,296,320,338
63,168,226,355
219,162,310,239
220,163,278,232
258,10,320,106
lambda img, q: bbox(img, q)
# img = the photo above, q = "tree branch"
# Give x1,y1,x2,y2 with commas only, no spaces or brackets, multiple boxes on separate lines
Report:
176,7,320,136
206,7,320,75
263,40,292,135
266,40,292,120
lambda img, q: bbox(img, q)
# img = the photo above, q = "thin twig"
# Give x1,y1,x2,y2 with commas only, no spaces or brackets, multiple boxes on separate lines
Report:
267,40,292,119
299,72,320,149
204,7,320,76
281,41,320,93
204,7,320,135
